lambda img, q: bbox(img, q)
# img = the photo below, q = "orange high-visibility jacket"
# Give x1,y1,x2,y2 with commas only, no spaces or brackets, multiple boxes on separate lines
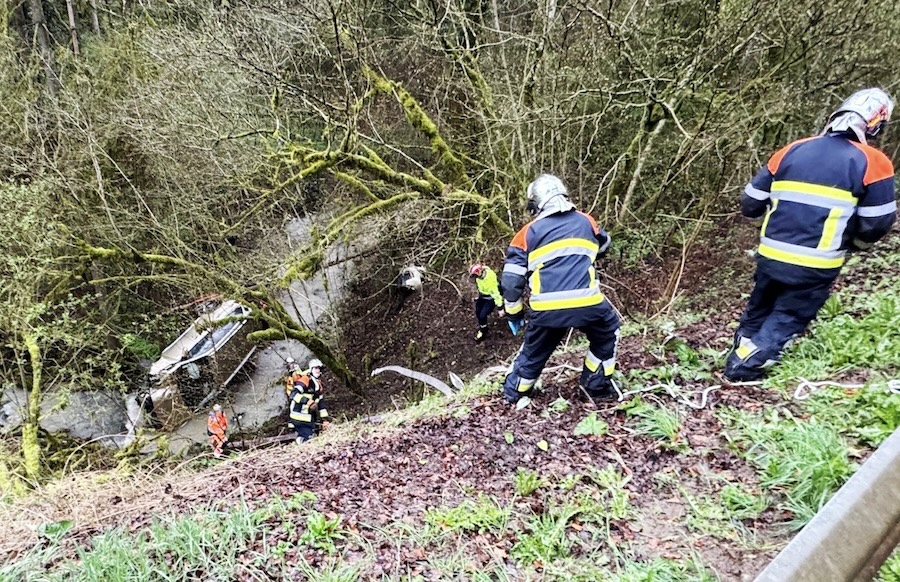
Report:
207,411,228,436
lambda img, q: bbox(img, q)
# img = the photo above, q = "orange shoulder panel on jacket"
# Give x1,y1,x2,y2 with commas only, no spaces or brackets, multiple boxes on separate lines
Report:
577,211,600,234
509,221,533,251
850,141,895,185
766,137,816,174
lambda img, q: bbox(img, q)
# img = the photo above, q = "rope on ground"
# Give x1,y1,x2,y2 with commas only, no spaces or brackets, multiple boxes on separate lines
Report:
546,363,719,409
617,382,721,410
793,377,900,400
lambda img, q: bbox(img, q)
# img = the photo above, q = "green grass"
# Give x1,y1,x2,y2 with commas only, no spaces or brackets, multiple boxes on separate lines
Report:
771,286,900,384
424,494,510,534
514,467,546,496
878,548,900,582
722,408,854,529
620,395,684,449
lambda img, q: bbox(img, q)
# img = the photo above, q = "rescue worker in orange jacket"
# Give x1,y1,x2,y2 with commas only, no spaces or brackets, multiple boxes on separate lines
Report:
469,263,505,342
289,358,330,443
283,356,302,400
501,174,621,404
207,403,228,458
725,88,896,382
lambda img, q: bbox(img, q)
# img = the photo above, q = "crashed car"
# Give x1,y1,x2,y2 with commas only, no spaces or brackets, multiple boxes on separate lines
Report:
144,300,258,428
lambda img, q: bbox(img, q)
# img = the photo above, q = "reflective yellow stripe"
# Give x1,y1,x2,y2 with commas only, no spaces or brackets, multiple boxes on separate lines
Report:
319,409,329,419
772,181,856,203
760,199,778,237
518,378,536,393
758,243,844,269
817,207,843,250
585,354,600,373
531,267,541,295
528,238,598,264
531,292,605,311
603,363,616,376
506,299,524,315
290,413,312,422
735,345,754,360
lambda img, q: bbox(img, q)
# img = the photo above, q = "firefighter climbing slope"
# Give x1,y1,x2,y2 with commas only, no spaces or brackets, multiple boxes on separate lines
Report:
289,358,331,443
726,88,896,382
501,174,621,404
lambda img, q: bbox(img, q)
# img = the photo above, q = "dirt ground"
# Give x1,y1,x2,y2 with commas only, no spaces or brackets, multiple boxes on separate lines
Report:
328,214,759,419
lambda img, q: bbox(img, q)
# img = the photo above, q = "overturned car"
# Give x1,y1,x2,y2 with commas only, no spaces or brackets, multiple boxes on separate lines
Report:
144,300,259,429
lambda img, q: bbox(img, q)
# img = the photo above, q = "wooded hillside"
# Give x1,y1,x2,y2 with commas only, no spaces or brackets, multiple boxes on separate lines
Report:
1,0,899,487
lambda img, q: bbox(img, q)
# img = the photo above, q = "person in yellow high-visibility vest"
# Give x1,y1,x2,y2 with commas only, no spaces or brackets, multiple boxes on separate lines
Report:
468,263,505,342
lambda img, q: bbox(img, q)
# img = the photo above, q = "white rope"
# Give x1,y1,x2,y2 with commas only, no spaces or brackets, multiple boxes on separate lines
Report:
793,377,900,400
544,363,719,409
616,382,721,410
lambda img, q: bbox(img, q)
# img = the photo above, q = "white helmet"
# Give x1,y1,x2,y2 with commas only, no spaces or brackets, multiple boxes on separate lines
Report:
308,358,324,369
825,88,894,143
526,174,575,216
285,357,295,365
212,404,222,412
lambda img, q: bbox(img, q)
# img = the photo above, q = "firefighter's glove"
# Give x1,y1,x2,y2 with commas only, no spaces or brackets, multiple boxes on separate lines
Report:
507,315,524,337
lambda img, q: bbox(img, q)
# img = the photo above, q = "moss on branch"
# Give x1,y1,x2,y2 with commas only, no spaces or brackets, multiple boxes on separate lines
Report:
280,192,418,285
363,66,473,190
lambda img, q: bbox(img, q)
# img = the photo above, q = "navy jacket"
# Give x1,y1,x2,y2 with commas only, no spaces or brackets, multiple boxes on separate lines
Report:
742,132,896,283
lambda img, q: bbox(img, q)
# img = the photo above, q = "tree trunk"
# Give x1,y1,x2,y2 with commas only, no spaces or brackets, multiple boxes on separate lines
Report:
28,0,59,96
89,0,100,34
9,0,30,45
65,0,80,56
21,334,43,482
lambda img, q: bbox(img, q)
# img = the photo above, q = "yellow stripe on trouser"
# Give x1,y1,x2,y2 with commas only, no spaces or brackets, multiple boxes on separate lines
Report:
734,336,759,361
518,377,536,393
602,358,615,376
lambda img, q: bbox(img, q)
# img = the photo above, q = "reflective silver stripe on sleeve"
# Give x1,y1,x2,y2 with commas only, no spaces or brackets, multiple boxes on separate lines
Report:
503,263,527,276
744,184,770,201
598,235,611,254
856,201,897,217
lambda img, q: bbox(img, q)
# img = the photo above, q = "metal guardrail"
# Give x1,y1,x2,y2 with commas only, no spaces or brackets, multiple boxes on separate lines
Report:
755,426,900,581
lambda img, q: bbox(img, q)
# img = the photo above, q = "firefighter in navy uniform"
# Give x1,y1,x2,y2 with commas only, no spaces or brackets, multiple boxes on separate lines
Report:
501,174,621,404
725,88,896,382
288,358,331,443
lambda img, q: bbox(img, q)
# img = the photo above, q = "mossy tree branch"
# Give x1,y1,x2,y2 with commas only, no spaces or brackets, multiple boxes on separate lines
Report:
21,334,42,483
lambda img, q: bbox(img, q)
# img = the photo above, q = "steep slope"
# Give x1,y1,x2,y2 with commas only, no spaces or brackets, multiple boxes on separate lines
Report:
3,221,899,581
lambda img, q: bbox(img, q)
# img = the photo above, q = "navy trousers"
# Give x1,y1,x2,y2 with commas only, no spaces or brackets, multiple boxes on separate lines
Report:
292,421,315,442
726,268,833,380
503,303,620,402
475,296,496,327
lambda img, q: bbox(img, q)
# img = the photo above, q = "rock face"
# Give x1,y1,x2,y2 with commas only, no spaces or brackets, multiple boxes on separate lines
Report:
0,387,135,444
